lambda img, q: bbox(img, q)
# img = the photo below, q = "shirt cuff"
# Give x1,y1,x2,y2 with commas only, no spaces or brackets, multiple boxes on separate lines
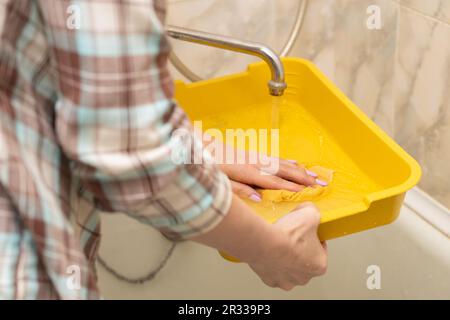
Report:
160,168,232,240
127,163,233,241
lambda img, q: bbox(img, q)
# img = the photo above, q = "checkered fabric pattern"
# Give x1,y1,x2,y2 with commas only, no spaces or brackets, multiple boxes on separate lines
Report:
0,0,232,299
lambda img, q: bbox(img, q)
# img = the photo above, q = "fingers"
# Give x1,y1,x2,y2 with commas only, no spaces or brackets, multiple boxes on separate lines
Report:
267,156,299,168
221,163,305,192
247,168,306,192
274,163,317,186
230,180,261,202
260,160,325,188
219,158,327,192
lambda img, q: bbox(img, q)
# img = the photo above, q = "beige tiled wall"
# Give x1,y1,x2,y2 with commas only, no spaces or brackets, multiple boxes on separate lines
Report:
394,2,450,208
399,0,450,22
166,0,450,208
291,0,398,135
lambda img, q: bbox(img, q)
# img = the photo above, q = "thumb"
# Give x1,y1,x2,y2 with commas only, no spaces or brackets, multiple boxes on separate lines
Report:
294,201,317,211
276,201,321,230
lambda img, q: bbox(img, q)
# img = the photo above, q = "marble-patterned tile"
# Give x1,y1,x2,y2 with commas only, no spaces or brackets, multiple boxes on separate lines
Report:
399,0,450,24
292,0,398,135
289,0,337,81
394,7,450,208
333,0,398,135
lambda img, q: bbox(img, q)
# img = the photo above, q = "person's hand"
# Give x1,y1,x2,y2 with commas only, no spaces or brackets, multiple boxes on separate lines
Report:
193,196,327,291
248,202,327,290
200,133,325,200
218,157,325,202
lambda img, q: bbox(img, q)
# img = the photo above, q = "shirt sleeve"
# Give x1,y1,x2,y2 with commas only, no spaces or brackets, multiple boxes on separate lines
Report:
37,0,232,240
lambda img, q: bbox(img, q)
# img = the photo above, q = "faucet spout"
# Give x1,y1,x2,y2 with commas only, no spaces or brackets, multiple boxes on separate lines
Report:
166,26,287,96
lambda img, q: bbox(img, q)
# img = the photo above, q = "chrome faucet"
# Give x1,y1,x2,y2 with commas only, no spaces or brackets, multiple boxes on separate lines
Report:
166,26,287,96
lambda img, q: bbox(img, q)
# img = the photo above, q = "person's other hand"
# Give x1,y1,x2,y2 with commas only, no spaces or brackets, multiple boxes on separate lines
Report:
248,202,328,290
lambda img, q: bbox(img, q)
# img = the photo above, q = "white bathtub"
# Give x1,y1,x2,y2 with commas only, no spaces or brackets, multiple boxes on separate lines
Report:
97,188,450,299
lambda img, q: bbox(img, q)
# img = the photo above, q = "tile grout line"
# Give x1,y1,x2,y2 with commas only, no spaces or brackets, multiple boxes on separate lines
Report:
392,1,401,141
391,0,450,27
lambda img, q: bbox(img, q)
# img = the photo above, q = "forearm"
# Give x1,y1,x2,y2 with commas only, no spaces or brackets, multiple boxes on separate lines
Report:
192,194,285,264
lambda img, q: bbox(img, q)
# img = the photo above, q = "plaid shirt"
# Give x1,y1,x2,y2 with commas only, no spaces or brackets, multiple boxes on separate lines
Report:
0,0,232,299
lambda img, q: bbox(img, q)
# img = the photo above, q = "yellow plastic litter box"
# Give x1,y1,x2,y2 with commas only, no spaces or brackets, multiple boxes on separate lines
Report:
174,57,421,248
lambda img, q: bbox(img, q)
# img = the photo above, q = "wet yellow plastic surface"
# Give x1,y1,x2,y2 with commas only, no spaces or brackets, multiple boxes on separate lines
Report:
174,58,421,255
200,98,382,226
